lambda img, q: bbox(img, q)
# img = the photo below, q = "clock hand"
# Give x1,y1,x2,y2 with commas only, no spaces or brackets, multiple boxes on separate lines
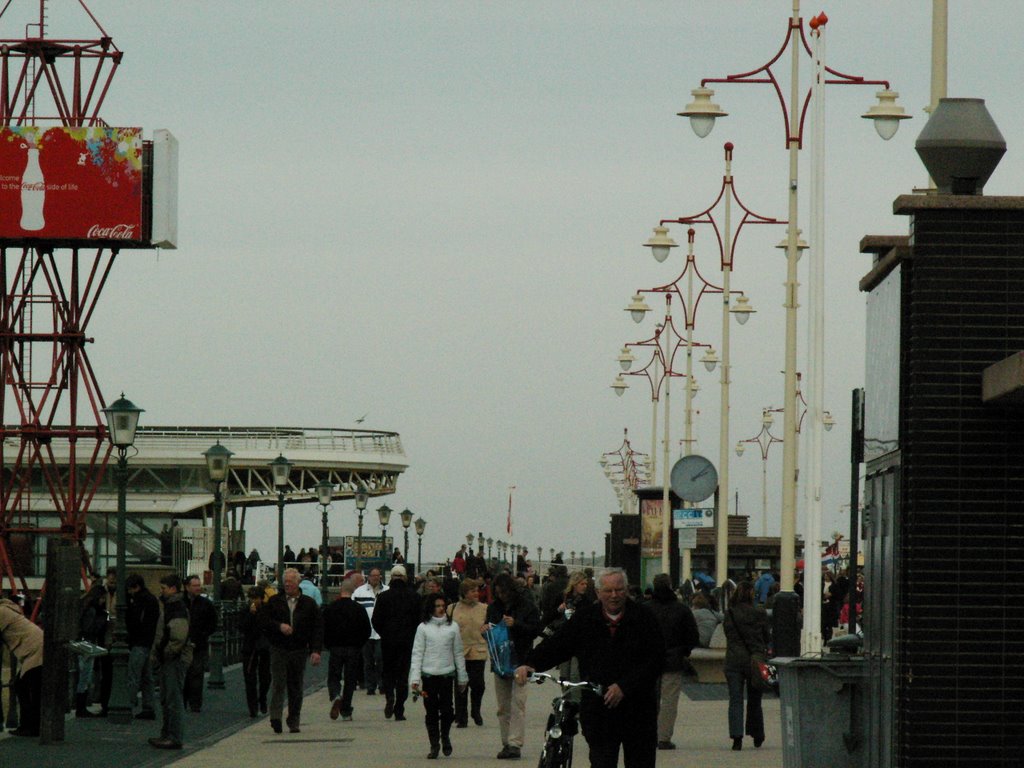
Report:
691,465,712,481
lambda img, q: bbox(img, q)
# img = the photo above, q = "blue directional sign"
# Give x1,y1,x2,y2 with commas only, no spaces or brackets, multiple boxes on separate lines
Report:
672,507,714,529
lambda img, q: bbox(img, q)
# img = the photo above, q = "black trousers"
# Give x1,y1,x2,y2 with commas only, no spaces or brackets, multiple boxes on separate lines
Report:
380,641,412,716
581,705,658,768
454,659,485,724
422,674,454,746
183,645,209,711
243,647,271,715
15,666,42,735
327,645,361,715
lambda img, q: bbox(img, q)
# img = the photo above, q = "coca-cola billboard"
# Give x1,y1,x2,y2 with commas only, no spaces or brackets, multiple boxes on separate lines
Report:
0,126,143,242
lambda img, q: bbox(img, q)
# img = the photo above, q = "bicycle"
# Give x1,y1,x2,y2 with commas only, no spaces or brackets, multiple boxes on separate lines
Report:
527,672,603,768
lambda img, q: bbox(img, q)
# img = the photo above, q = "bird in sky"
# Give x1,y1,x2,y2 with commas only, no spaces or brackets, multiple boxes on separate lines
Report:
354,413,368,424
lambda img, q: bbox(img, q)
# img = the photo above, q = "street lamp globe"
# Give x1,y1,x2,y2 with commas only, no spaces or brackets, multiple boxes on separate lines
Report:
203,441,234,482
861,89,910,140
730,295,755,325
823,411,836,432
355,488,369,512
315,479,334,507
679,86,728,138
269,454,293,488
643,225,678,263
617,346,635,372
611,375,628,397
414,517,426,536
625,293,652,324
401,508,413,529
701,347,720,372
377,504,393,528
103,394,144,448
736,442,746,457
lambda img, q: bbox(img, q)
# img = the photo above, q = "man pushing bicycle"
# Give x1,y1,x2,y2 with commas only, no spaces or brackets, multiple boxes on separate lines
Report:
515,568,664,768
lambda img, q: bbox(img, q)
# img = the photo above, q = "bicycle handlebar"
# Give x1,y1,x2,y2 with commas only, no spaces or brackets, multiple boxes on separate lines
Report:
527,672,603,696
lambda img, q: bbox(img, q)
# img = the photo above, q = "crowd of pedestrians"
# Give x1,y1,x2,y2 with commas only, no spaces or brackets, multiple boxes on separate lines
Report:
0,538,863,764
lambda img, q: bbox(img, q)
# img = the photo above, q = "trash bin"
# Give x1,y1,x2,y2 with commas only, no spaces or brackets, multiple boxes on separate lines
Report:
774,652,867,768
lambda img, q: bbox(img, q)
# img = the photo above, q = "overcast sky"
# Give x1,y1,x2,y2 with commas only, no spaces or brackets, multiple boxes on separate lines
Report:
7,2,1020,570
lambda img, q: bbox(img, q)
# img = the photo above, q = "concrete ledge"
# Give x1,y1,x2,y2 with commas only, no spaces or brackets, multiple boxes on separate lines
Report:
982,351,1024,404
688,647,726,684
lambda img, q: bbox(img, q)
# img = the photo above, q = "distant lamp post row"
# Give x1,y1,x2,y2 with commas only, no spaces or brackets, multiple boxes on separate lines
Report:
102,394,144,724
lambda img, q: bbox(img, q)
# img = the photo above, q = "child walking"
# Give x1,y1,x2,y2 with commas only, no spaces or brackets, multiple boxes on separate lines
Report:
409,593,468,759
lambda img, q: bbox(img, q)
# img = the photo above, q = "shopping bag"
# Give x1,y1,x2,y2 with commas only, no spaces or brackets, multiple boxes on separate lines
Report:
485,621,516,679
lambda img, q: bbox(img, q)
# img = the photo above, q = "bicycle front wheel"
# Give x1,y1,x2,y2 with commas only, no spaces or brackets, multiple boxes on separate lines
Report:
537,737,573,768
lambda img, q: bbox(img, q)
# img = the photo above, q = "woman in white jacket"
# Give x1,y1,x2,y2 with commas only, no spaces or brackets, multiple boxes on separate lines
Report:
409,593,468,759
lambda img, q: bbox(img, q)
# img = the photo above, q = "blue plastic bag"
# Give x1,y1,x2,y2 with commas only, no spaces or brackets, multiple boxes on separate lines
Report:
485,621,516,679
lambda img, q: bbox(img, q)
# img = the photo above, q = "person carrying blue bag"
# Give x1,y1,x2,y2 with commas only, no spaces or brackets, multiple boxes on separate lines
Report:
483,573,540,760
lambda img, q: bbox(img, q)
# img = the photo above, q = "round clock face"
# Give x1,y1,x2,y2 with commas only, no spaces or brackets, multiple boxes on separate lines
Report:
670,454,719,502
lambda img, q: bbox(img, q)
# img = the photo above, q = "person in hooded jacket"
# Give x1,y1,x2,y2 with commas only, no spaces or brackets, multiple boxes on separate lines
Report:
643,573,700,750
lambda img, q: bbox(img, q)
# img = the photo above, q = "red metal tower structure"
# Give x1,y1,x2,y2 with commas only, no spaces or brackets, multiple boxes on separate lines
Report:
0,1,125,591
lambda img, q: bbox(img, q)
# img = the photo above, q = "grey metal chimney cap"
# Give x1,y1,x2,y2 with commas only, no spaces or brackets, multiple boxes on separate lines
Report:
915,98,1006,195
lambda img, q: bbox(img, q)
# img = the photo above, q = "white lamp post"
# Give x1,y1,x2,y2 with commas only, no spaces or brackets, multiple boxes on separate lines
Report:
682,6,907,644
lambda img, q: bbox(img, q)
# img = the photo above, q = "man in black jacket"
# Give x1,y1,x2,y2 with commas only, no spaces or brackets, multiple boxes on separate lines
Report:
371,564,421,721
323,577,371,721
643,572,699,750
486,572,541,760
182,574,218,712
125,573,159,719
260,567,323,733
516,568,664,768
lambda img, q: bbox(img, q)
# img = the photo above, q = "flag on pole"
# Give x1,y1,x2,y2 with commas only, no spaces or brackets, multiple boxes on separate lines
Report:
506,486,515,535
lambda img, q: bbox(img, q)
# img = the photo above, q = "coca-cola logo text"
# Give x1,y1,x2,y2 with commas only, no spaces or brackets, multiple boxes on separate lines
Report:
87,224,137,240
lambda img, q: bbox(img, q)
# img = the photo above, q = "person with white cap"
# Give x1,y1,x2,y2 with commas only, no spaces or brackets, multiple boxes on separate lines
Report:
371,564,421,721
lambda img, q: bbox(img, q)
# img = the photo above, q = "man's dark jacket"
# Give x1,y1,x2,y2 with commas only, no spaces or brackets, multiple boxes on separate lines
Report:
525,599,664,726
486,585,541,666
260,592,323,653
540,573,569,628
642,591,700,672
371,579,420,647
185,593,218,652
323,596,372,649
126,586,160,649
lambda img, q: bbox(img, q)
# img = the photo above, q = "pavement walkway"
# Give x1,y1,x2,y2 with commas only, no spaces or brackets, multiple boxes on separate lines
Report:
1,665,785,768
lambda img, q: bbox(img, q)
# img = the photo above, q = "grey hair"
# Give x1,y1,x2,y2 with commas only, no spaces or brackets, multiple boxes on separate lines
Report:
339,577,357,595
597,567,628,589
283,567,301,581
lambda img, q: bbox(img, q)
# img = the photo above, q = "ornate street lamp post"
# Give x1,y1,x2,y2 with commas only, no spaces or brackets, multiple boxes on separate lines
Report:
315,479,334,602
377,504,392,564
486,537,493,563
203,440,233,690
400,508,413,564
354,488,369,572
102,394,143,724
269,454,293,584
414,517,426,574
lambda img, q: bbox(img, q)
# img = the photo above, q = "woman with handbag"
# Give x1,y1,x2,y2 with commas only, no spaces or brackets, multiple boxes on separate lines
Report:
723,580,770,751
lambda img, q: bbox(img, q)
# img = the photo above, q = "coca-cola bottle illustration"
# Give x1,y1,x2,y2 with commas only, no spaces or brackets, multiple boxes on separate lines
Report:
20,144,45,231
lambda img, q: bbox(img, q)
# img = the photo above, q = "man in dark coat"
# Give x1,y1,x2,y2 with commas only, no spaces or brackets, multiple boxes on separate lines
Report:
182,574,218,712
643,573,699,750
323,576,371,721
149,573,191,750
516,568,664,768
125,573,160,719
260,567,323,733
371,564,421,721
539,565,569,629
486,572,541,759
